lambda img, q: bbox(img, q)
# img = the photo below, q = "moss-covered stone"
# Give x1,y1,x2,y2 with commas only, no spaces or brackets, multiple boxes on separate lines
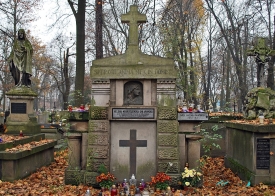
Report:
137,161,156,176
157,95,177,107
6,121,40,135
65,169,85,185
0,133,45,151
157,120,178,133
244,87,275,119
6,86,37,97
158,107,177,120
0,140,56,182
158,161,179,173
0,140,57,160
85,172,98,185
90,106,108,120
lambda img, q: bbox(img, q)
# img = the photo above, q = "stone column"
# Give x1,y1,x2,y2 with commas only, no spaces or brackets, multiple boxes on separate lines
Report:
178,133,187,171
66,132,82,169
186,134,203,169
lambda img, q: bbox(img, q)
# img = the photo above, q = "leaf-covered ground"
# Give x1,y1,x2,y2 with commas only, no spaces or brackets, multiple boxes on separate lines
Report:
0,150,275,195
5,139,53,152
0,134,30,143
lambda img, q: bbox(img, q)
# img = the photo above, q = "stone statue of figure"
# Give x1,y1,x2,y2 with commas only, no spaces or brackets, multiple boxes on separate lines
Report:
8,29,33,87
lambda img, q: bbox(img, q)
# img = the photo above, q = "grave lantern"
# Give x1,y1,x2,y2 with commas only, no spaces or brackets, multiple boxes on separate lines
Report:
258,110,264,124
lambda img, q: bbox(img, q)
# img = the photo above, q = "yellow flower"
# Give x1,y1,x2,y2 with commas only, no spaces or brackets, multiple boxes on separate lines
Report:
185,182,190,186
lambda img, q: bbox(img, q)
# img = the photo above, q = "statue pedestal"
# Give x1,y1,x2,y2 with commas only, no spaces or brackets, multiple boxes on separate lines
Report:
6,86,40,135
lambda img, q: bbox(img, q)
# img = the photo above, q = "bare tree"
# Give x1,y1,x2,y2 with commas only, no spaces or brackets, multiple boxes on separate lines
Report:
159,0,206,105
205,0,250,107
0,0,41,111
47,34,75,110
67,0,86,105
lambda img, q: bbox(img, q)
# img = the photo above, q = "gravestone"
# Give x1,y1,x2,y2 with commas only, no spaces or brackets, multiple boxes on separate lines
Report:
65,5,203,186
1,29,57,182
225,123,275,185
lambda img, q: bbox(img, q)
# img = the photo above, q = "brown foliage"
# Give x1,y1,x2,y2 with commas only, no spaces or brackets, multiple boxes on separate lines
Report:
0,150,275,195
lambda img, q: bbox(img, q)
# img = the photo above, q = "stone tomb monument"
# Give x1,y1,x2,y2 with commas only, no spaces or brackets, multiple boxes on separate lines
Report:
89,5,178,183
0,29,57,181
65,5,202,185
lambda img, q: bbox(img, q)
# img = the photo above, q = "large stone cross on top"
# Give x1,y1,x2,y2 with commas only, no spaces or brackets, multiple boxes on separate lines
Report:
247,37,275,87
121,5,147,48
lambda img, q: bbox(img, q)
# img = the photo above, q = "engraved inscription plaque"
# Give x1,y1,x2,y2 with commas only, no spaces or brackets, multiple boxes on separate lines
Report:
11,103,27,114
178,112,209,121
113,108,154,119
256,138,270,169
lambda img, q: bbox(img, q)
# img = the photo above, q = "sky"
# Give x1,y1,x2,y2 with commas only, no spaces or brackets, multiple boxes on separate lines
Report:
29,0,76,44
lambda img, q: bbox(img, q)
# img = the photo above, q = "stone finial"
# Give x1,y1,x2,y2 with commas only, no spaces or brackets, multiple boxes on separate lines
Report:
121,5,147,47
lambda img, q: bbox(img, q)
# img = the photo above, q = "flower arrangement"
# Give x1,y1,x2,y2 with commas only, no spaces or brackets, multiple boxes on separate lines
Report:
181,167,202,187
149,172,171,190
96,172,116,189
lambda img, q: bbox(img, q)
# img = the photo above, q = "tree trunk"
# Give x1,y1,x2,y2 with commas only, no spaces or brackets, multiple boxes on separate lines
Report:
225,48,231,110
267,15,275,90
63,48,71,110
220,53,225,110
96,0,103,59
74,0,86,106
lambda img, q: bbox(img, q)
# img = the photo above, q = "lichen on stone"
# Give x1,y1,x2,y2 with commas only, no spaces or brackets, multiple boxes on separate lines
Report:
243,87,275,119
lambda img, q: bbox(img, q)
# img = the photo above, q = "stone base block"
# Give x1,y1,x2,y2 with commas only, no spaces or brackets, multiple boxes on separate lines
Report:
168,173,181,186
225,156,273,185
85,171,99,185
6,121,40,135
65,169,85,185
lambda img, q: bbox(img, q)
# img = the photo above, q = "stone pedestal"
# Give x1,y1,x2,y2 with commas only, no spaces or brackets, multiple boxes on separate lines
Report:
6,87,40,135
186,134,203,169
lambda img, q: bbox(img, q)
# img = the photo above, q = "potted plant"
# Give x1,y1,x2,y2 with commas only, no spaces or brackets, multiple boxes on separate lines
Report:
149,172,171,191
180,167,203,188
96,172,116,190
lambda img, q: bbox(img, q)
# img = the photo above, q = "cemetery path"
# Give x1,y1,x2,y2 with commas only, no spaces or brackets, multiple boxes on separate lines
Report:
0,149,274,195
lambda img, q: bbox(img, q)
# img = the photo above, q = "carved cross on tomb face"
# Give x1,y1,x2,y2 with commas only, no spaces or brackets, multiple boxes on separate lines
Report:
119,129,147,176
247,37,275,87
121,5,147,46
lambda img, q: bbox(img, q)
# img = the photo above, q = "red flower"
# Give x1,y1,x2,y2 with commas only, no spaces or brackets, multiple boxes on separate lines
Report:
148,172,171,189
